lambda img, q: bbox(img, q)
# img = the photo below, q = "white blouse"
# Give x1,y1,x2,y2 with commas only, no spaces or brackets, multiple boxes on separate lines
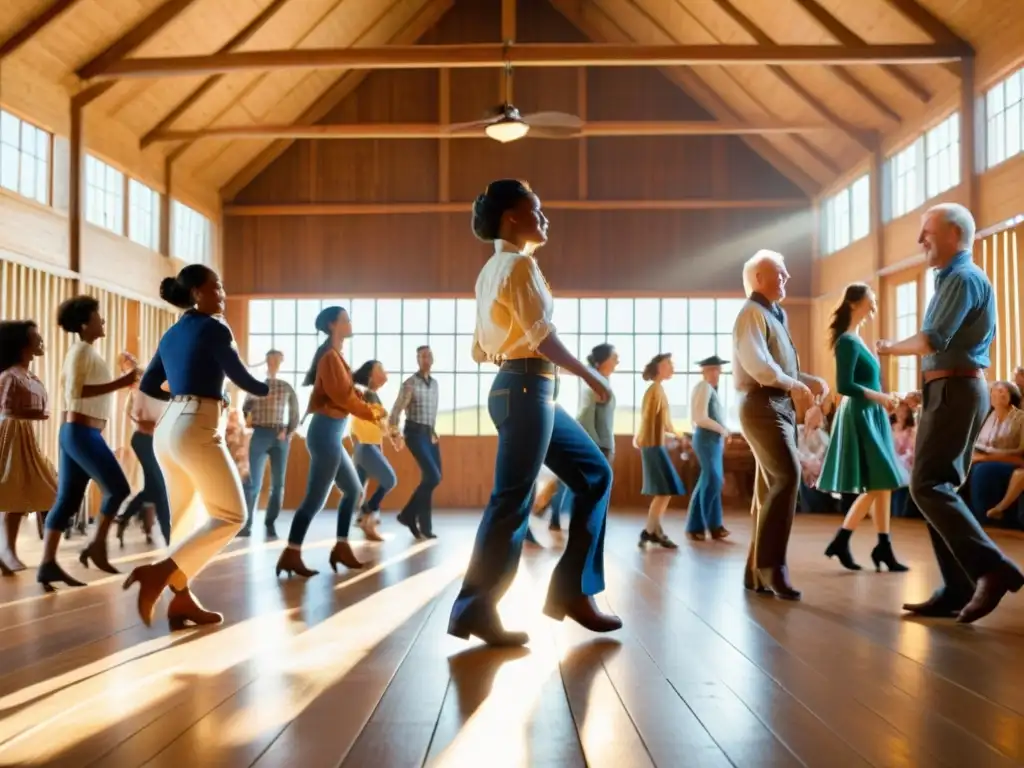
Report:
61,341,114,421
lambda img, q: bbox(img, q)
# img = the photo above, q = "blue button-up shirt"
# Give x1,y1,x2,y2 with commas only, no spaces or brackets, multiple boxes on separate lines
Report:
920,250,994,372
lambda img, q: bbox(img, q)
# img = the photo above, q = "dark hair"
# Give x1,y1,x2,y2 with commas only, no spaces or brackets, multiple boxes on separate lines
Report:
303,306,346,387
889,402,916,428
0,320,37,373
587,343,615,369
993,380,1022,409
160,264,216,310
352,360,379,387
471,179,532,242
642,353,671,382
828,282,871,349
57,295,100,335
266,349,283,359
416,345,430,354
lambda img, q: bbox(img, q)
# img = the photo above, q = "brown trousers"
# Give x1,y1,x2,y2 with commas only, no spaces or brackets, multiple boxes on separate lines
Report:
739,388,801,580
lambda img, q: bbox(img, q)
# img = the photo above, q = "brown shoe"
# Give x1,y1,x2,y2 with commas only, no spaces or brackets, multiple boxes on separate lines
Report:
544,595,622,633
710,527,731,540
328,541,364,572
122,559,179,626
902,592,964,618
79,540,120,575
168,587,224,631
275,547,319,578
957,565,1024,624
686,531,706,542
757,566,801,601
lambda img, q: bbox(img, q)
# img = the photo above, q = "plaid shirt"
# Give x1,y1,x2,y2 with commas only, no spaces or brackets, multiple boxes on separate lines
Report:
390,373,439,429
0,367,48,415
242,378,300,433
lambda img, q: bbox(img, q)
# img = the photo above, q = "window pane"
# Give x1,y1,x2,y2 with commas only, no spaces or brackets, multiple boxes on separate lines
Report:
558,375,581,420
403,299,428,333
375,335,402,372
295,299,321,335
480,372,498,435
455,373,479,436
429,334,456,373
661,299,687,333
634,298,660,333
434,374,455,436
455,298,476,334
273,300,296,335
248,334,273,363
560,333,579,359
348,334,375,368
689,335,716,367
715,298,745,333
455,334,478,372
430,299,456,334
249,300,273,334
296,335,321,372
376,299,402,333
402,335,423,372
607,298,633,333
660,334,687,363
606,334,634,376
271,335,296,366
350,298,376,333
553,298,578,333
579,299,606,333
634,335,661,373
689,299,716,333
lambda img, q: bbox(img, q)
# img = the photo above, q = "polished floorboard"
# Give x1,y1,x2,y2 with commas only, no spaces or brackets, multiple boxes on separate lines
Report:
1,510,1023,767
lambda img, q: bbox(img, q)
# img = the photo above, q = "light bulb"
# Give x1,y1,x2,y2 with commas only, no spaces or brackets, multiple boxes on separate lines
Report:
485,120,530,143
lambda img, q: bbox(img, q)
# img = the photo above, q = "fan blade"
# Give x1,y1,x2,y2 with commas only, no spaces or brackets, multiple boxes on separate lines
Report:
528,125,582,139
445,115,501,134
523,111,584,130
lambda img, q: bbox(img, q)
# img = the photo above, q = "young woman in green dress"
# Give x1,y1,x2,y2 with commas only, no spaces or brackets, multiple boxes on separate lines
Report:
817,283,909,572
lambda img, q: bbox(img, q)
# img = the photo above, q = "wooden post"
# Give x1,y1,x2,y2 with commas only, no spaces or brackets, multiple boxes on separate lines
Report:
160,155,172,256
501,0,515,103
960,55,978,218
69,97,84,292
577,67,587,199
438,69,450,202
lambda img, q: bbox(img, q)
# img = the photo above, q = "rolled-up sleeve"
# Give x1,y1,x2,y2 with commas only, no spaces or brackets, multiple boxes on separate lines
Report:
505,256,555,351
734,309,798,391
921,277,971,353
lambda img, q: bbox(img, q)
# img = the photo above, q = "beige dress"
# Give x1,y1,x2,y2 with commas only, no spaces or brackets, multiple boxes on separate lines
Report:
0,367,58,513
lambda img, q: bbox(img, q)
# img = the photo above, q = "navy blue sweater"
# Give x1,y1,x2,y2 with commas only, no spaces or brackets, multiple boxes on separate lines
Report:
140,311,269,401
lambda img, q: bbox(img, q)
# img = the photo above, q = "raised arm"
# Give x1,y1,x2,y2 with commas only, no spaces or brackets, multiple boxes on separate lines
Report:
209,324,269,396
320,352,378,422
733,310,799,391
139,351,170,401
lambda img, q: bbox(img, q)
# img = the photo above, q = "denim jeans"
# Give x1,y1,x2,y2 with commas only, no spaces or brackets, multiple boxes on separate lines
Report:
45,422,131,531
120,431,172,543
686,427,724,533
449,371,612,628
553,447,610,527
401,422,441,535
287,414,363,545
245,426,290,530
354,442,397,512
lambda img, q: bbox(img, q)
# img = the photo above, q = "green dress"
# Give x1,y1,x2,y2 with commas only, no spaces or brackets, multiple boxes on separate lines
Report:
817,333,907,493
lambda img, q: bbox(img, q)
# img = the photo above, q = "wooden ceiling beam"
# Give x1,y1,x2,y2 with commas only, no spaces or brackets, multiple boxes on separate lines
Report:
791,0,932,103
151,119,833,142
85,42,967,80
881,0,970,76
139,0,294,149
0,0,82,60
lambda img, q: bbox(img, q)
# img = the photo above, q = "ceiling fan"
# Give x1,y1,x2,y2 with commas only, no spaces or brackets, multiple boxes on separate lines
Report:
446,65,583,143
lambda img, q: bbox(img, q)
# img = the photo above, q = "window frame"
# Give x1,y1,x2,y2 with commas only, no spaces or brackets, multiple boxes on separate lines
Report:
171,199,212,264
128,178,161,251
821,174,869,255
84,154,126,235
0,109,52,207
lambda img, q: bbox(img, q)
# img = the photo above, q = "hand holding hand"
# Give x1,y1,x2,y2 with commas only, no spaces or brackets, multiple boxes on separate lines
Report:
903,390,922,409
875,339,894,356
790,381,814,411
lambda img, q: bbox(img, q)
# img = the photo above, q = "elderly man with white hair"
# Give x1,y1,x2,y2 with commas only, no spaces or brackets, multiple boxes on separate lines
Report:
877,202,1024,624
733,249,829,600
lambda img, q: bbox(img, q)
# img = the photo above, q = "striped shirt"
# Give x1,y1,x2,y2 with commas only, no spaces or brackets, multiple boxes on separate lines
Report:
242,378,300,433
390,373,439,429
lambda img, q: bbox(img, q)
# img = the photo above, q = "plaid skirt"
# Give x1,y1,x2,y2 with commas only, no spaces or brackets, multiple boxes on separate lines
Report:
0,417,57,513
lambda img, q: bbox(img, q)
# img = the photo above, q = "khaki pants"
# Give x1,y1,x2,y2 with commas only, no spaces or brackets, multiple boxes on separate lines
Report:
155,397,245,580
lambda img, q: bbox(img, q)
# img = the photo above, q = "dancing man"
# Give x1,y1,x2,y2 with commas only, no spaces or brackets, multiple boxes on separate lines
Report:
686,355,731,541
733,250,829,600
877,203,1024,623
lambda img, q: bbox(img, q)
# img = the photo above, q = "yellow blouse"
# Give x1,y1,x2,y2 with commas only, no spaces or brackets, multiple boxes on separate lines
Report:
636,381,673,448
350,389,385,445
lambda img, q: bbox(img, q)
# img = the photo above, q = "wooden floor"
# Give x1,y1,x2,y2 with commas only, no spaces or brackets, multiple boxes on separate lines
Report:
1,511,1024,768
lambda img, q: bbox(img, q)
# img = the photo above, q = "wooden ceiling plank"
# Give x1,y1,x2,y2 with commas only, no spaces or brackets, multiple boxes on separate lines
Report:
881,0,971,76
0,0,83,61
139,0,294,148
219,0,454,201
790,0,931,104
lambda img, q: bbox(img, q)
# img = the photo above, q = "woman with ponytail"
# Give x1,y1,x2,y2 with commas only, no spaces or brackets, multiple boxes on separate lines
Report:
817,283,909,573
122,265,269,630
275,306,387,578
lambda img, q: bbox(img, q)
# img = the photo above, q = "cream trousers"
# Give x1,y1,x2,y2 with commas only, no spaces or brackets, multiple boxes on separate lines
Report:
154,397,245,580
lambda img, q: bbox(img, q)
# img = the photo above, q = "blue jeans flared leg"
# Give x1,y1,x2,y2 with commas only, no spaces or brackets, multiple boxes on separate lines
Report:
121,431,172,543
401,424,442,535
687,428,724,533
245,426,290,529
45,423,131,531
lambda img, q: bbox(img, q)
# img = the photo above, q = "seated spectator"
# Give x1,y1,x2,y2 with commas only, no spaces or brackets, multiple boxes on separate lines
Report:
888,402,918,518
972,381,1024,521
797,405,837,513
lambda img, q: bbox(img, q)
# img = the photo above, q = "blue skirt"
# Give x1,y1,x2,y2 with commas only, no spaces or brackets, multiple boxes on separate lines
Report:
641,446,686,496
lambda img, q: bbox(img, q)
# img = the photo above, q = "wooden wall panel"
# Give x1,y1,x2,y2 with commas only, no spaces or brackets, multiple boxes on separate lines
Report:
977,223,1024,382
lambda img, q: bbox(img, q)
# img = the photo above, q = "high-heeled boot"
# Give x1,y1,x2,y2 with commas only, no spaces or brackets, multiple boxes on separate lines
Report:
122,558,179,625
80,516,120,574
276,546,319,578
824,528,861,571
167,586,224,631
328,541,364,572
870,534,909,572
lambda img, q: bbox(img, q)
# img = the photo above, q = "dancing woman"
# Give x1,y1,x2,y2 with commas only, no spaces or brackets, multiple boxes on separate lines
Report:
449,179,620,647
122,265,269,629
637,353,686,548
38,296,138,590
276,307,386,578
351,359,400,542
0,321,57,575
818,283,908,572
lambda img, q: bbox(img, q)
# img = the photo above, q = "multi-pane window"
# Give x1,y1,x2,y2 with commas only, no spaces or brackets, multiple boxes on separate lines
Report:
888,138,925,221
923,268,937,310
986,67,1022,169
171,200,211,264
247,297,747,437
128,179,160,251
85,155,125,234
895,281,918,393
0,110,50,206
925,113,960,199
821,174,869,255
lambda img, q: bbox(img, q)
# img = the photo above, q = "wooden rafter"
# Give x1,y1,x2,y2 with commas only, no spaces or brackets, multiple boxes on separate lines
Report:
881,0,972,47
139,0,294,149
791,0,932,103
709,0,876,151
151,120,832,142
0,0,82,60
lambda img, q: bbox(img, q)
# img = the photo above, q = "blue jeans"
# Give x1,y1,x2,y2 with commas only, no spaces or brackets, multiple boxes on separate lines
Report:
45,422,131,531
120,431,172,543
553,447,610,527
450,371,612,628
287,414,362,545
245,426,290,530
687,428,724,533
354,442,397,512
401,422,441,535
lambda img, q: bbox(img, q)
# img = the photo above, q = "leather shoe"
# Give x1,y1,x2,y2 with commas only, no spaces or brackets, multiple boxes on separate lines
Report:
448,607,529,647
957,564,1024,624
544,595,622,633
902,590,965,618
757,566,801,601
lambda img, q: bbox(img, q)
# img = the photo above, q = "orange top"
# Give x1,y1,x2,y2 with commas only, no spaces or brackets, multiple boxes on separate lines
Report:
307,348,380,422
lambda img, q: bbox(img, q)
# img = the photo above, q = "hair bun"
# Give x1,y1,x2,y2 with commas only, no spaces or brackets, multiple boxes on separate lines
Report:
158,277,193,309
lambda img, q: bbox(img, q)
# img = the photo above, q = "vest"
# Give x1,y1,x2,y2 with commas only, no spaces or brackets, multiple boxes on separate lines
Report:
733,298,800,393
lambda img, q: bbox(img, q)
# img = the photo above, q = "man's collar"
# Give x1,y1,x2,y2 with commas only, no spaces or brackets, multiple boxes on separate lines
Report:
939,249,972,277
749,291,773,310
416,371,433,382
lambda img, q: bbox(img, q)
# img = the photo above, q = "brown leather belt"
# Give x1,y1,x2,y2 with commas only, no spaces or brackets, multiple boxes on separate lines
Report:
499,358,557,375
922,368,986,384
64,411,106,430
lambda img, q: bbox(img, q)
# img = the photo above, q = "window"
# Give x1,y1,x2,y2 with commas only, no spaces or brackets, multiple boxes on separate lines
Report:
925,113,960,199
171,200,211,264
247,297,747,437
128,179,160,250
85,155,125,234
888,138,925,221
0,110,50,206
895,282,918,394
986,68,1022,169
821,174,869,255
923,268,937,309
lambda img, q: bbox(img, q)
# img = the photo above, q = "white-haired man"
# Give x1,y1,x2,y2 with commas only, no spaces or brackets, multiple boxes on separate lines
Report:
878,203,1023,623
733,250,829,600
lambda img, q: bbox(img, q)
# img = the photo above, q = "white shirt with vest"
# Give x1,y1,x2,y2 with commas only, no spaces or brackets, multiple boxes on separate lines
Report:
732,295,800,394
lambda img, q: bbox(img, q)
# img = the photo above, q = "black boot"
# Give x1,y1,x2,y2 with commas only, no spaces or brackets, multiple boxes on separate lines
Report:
870,533,909,572
824,528,861,571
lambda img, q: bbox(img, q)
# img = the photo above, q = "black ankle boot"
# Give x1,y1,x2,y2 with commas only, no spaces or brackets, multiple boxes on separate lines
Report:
870,534,909,572
824,528,861,571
